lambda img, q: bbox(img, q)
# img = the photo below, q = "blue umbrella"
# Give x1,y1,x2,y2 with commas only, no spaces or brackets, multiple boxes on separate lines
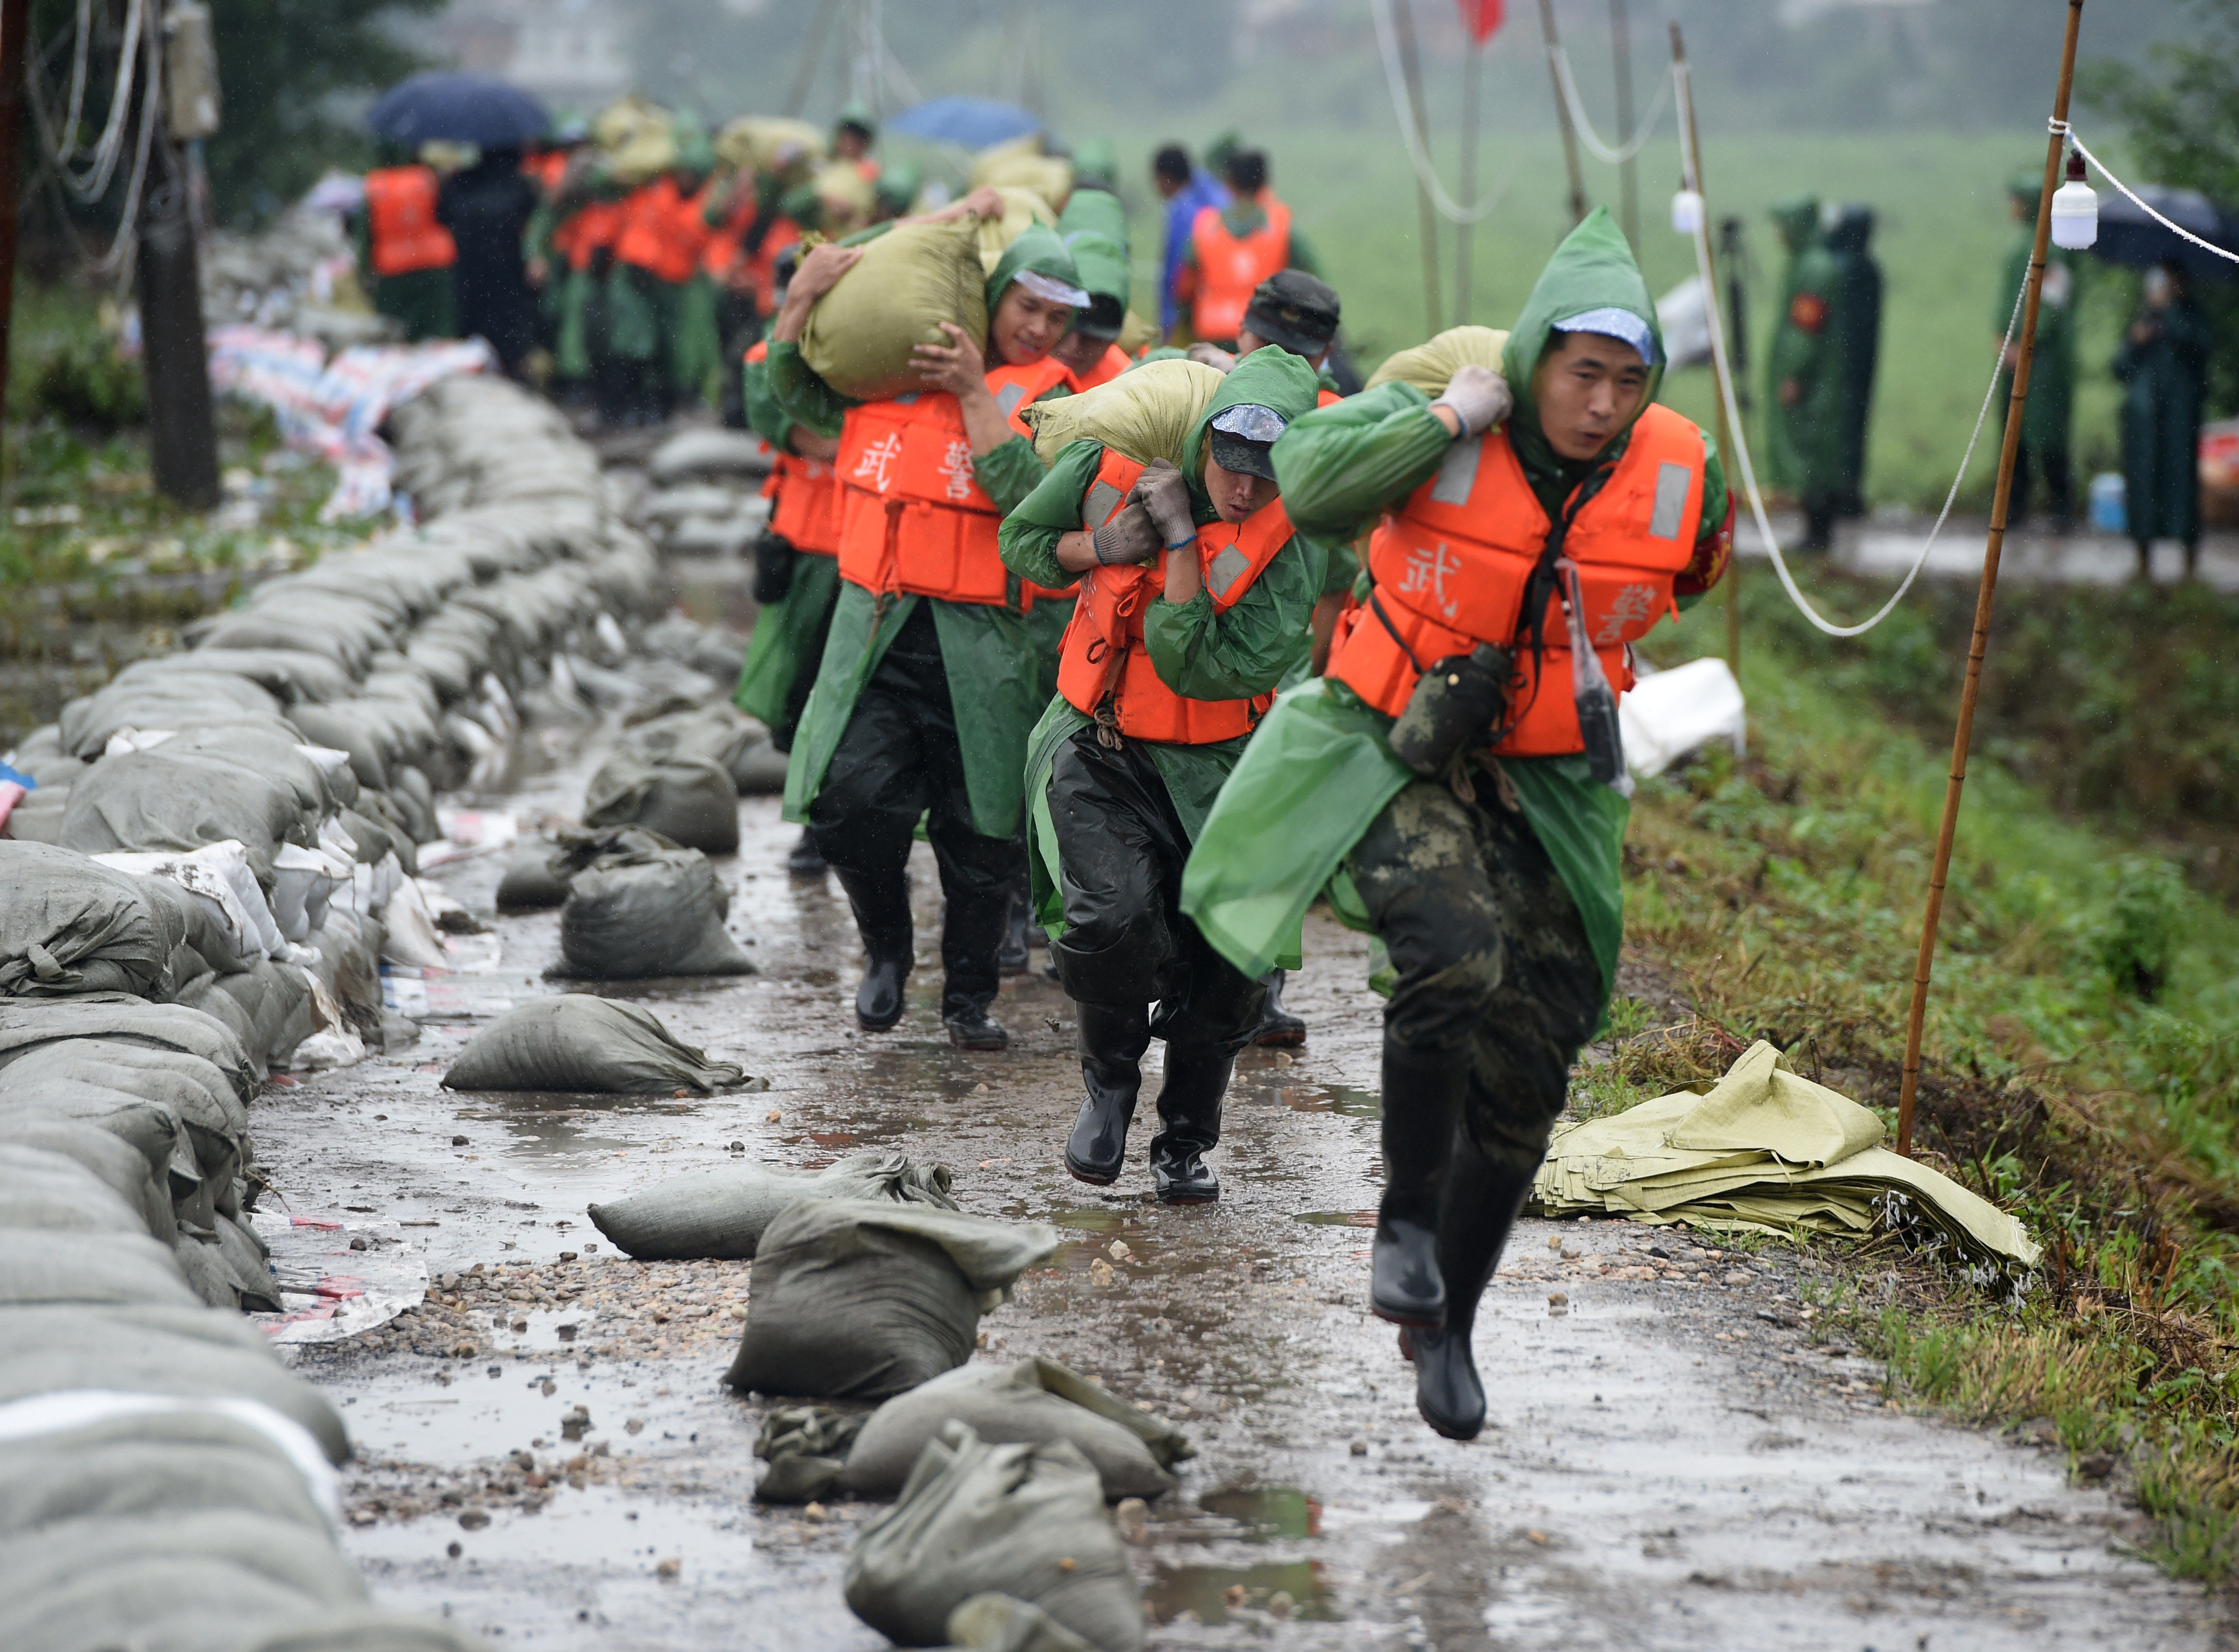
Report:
2090,183,2239,285
885,96,1040,151
368,73,550,150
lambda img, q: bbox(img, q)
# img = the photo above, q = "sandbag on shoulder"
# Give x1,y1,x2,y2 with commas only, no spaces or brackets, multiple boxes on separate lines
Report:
0,1143,154,1236
727,1203,1063,1401
1363,323,1512,397
554,850,756,979
1022,357,1228,468
0,841,176,999
838,1358,1189,1503
582,749,740,854
589,1149,957,1261
442,996,751,1095
800,217,988,401
844,1423,1144,1652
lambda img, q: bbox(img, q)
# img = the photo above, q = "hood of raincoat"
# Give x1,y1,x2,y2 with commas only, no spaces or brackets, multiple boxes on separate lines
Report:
1824,203,1875,256
1498,206,1665,490
1181,345,1320,510
1057,186,1128,251
1770,195,1820,256
985,222,1086,316
1072,138,1118,189
672,109,715,180
1061,234,1130,335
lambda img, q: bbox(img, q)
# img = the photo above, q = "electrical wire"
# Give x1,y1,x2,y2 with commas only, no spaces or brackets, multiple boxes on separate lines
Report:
1674,59,2021,639
1367,0,1515,225
1550,45,1673,166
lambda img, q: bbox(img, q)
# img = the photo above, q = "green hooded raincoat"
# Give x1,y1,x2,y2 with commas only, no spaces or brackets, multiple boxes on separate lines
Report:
731,352,844,738
1178,209,1727,1010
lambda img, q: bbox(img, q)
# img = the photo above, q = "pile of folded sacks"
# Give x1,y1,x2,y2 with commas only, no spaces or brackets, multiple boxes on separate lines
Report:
0,374,667,1652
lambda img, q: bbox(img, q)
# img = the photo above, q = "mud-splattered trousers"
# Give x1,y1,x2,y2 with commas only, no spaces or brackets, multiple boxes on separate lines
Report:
1344,770,1604,1178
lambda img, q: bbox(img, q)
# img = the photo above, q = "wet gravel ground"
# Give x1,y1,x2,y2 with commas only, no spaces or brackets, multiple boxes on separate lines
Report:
253,717,2228,1652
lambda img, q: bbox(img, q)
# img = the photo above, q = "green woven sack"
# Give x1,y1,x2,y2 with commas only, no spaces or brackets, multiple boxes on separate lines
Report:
1021,358,1226,468
1365,324,1512,397
800,219,988,402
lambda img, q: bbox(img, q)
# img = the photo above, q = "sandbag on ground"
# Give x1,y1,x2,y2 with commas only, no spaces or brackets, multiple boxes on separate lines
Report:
817,1357,1188,1503
442,996,750,1095
0,1227,202,1307
0,1143,155,1236
589,1149,956,1260
0,1081,192,1191
622,701,763,784
493,824,677,913
554,850,756,979
0,842,176,999
0,1405,334,1535
0,1116,175,1240
844,1423,1143,1652
727,1203,1063,1401
0,1042,249,1202
0,995,260,1100
582,750,740,854
0,1511,369,1616
59,745,312,882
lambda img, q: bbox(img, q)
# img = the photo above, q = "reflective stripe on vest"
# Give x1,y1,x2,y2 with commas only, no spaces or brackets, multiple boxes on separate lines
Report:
1055,447,1293,745
832,355,1074,606
364,168,456,277
1323,403,1706,758
1189,194,1292,343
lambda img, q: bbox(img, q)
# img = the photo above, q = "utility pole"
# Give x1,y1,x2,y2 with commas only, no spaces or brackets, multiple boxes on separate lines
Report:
1610,0,1638,253
1537,0,1588,229
0,0,34,465
1390,0,1441,336
136,81,220,509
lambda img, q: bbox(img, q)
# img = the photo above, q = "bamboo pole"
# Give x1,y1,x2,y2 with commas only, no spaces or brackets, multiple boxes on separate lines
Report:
1896,0,2087,1159
1611,0,1638,253
1537,0,1588,228
1454,37,1484,325
1670,24,1739,678
1391,0,1443,336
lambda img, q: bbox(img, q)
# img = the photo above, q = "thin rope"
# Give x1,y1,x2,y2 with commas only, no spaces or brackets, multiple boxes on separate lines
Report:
1367,0,1514,225
25,0,146,205
1676,59,2019,639
1550,46,1673,166
2052,119,2239,268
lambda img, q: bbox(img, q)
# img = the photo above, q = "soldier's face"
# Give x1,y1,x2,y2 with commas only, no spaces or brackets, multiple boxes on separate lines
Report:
1533,332,1650,461
992,288,1073,366
1051,329,1109,373
1202,453,1279,523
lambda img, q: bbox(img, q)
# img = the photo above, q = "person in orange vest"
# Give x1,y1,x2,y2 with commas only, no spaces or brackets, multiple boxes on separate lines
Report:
1181,211,1732,1439
833,102,881,181
610,140,717,423
357,143,457,342
998,348,1325,1202
1171,149,1321,349
764,195,1089,1050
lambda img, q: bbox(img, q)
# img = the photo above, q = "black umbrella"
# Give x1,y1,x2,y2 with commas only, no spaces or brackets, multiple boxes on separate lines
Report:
368,72,550,150
2089,182,2239,285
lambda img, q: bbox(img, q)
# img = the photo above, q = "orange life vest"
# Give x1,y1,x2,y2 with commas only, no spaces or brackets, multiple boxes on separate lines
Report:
1069,343,1132,391
553,200,624,272
833,355,1074,607
615,178,710,284
1323,403,1706,758
1189,193,1292,343
700,188,760,283
745,341,842,556
363,167,456,277
523,150,568,195
1317,386,1343,408
1055,449,1295,744
743,214,802,315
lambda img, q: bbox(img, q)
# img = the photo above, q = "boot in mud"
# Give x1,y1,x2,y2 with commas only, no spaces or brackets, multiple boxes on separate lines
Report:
1149,1045,1229,1204
785,828,828,877
998,878,1032,976
1371,1042,1466,1328
833,865,911,1032
1402,1132,1536,1441
1251,967,1306,1047
1064,1002,1150,1184
938,865,1011,1051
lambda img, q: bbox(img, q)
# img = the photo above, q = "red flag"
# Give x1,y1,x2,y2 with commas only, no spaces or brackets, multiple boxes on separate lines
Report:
1455,0,1504,42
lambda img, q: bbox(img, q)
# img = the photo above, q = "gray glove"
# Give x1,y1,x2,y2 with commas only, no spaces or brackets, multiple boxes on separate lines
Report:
1186,342,1237,373
1090,502,1160,567
1430,363,1513,439
1131,458,1197,547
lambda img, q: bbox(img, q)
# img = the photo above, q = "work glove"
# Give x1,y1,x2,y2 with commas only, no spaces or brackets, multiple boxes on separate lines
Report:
1186,342,1237,374
1130,458,1198,547
1090,502,1161,567
1430,364,1513,439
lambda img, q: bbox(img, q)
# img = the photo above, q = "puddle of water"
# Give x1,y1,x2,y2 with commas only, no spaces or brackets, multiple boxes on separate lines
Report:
1274,1083,1381,1118
1050,1209,1133,1235
335,1357,739,1462
1199,1485,1323,1540
1294,1211,1376,1229
1147,1558,1339,1626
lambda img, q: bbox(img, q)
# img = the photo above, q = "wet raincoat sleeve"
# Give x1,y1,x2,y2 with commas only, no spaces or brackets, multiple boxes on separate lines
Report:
766,339,853,440
1271,383,1453,544
998,439,1106,592
1143,533,1328,701
741,353,802,454
971,382,1070,516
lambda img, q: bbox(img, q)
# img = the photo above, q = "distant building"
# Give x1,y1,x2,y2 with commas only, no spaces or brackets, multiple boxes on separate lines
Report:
429,0,634,112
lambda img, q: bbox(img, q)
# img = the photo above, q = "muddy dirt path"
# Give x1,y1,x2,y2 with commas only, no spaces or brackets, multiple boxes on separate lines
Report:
257,723,2224,1652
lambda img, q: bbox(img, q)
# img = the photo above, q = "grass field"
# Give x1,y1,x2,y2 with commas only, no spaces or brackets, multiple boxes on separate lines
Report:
981,125,2140,511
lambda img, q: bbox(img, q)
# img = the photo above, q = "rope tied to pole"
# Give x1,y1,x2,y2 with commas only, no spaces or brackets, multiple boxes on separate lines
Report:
2051,118,2239,269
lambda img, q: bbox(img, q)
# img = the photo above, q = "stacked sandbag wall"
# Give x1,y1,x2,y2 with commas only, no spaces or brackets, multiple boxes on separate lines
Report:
0,374,655,1652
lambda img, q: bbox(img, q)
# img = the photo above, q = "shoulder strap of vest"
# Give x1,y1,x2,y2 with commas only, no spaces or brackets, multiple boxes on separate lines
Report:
986,355,1071,421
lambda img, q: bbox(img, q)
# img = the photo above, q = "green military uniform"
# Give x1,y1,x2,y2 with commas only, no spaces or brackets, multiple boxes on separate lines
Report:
1825,206,1882,520
2114,277,2211,572
1181,210,1731,1439
1999,175,2083,526
1765,200,1845,548
731,353,843,750
1001,350,1324,1199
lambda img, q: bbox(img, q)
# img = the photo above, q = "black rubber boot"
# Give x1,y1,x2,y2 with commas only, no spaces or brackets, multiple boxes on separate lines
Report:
999,881,1032,977
1402,1132,1536,1442
1371,1042,1467,1328
1252,968,1307,1047
1149,1045,1229,1204
1064,1002,1150,1185
833,865,911,1032
786,828,828,877
939,865,1012,1051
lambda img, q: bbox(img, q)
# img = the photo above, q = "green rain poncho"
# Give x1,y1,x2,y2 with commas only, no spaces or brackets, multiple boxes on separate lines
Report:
1179,209,1727,1006
1761,196,1818,493
999,347,1327,933
1765,199,1845,502
2000,173,2082,457
770,224,1085,837
731,352,842,739
2114,284,2211,544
